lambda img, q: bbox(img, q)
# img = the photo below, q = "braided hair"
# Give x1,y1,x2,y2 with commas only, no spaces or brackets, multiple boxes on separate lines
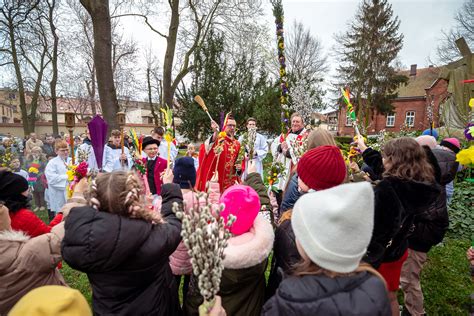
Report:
86,171,162,224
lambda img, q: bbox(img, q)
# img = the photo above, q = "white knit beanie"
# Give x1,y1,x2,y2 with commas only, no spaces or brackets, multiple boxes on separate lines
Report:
292,182,374,273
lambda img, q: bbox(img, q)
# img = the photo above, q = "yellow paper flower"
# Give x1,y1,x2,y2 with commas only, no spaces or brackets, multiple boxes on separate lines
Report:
164,134,173,143
218,131,227,139
66,169,75,182
456,146,474,166
28,167,39,173
469,98,474,108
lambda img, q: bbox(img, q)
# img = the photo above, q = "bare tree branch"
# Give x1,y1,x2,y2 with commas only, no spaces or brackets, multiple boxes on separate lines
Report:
111,13,168,38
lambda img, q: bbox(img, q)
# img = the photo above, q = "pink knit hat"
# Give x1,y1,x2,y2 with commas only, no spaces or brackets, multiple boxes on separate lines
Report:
440,138,461,153
415,135,437,149
219,185,260,235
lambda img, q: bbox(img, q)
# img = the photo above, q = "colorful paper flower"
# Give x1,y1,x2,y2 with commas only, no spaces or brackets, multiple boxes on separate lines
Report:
464,123,474,141
456,146,474,166
28,167,39,174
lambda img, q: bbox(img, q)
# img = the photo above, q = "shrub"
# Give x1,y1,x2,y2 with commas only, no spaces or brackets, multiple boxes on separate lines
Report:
447,180,474,239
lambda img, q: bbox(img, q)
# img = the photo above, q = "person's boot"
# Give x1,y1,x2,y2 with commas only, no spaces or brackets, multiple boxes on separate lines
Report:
401,306,412,316
47,209,54,221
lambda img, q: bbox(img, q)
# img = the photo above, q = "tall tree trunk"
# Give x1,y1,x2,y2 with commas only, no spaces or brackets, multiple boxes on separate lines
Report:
8,20,30,136
162,0,180,110
147,68,159,126
80,0,119,132
48,0,59,136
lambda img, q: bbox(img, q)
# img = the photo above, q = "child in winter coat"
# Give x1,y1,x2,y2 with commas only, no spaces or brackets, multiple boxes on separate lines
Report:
399,138,458,316
184,184,274,316
0,201,78,314
10,157,28,179
0,171,63,237
262,182,391,315
358,137,439,316
266,145,347,298
62,170,183,316
169,156,211,308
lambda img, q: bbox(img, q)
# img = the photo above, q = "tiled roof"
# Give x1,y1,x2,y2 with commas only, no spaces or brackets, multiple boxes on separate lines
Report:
396,67,441,98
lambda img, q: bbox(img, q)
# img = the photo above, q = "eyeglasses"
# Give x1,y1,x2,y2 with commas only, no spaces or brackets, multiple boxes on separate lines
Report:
145,147,159,151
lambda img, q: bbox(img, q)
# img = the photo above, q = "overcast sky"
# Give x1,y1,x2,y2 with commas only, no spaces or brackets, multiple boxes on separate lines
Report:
269,0,464,69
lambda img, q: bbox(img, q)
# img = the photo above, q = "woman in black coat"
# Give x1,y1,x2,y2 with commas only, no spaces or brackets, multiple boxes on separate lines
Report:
62,170,182,316
358,137,438,316
399,145,457,316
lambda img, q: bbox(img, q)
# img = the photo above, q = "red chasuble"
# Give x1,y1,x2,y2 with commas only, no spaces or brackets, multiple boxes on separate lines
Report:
195,136,241,192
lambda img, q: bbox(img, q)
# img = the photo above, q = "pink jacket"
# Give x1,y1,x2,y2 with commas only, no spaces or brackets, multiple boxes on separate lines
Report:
169,183,220,275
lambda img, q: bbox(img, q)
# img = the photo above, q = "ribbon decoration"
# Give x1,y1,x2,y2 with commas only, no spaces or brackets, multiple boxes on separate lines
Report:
341,87,361,137
160,106,174,171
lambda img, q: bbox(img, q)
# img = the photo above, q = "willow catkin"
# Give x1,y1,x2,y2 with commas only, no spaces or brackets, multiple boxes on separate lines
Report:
172,192,235,302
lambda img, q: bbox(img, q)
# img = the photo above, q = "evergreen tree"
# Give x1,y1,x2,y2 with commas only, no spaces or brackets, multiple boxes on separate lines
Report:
177,31,280,141
334,0,408,130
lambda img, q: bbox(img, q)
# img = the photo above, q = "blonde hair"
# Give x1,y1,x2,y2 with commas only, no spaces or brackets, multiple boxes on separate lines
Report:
307,128,336,150
27,146,46,162
292,257,387,290
87,171,162,224
54,140,68,151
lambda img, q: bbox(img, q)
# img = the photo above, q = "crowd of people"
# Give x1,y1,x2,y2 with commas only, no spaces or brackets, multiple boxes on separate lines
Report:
0,115,472,316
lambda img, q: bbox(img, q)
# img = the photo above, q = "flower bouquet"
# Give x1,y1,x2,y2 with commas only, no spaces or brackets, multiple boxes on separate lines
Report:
289,133,308,163
66,161,88,198
457,145,474,183
27,160,41,189
172,193,235,315
160,106,174,170
267,161,286,192
0,149,13,171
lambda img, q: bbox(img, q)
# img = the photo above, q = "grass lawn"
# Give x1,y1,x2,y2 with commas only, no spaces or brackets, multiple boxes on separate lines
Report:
421,238,473,314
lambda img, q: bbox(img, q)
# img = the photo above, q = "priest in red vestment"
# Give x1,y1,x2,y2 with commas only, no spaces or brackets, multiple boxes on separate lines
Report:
196,115,241,192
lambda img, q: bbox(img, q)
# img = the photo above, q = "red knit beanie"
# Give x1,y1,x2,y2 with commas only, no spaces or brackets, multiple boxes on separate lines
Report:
297,146,347,191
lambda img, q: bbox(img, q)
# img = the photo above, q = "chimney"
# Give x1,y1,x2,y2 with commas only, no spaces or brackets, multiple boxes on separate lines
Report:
410,64,417,76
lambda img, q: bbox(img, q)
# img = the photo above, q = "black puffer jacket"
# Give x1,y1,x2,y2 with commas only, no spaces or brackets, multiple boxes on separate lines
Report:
362,149,439,267
408,148,457,252
62,183,183,316
262,272,391,315
265,214,300,299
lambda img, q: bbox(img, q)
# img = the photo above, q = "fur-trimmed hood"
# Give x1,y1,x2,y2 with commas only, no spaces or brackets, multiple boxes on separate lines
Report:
223,214,274,269
0,229,30,242
0,230,30,271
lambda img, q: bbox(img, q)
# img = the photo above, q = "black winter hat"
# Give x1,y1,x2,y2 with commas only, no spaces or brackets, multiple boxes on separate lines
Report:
173,157,196,189
0,171,29,199
142,136,161,150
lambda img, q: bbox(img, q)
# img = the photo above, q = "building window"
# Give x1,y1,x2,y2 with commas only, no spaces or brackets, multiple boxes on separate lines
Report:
345,115,352,126
405,111,415,127
386,113,395,127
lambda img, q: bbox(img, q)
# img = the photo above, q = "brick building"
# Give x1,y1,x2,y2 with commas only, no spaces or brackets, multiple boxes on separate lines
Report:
337,65,449,136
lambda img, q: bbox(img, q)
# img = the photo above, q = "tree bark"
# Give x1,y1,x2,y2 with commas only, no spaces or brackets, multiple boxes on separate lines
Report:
162,0,180,109
48,0,59,136
8,19,29,136
147,68,159,126
80,0,119,132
